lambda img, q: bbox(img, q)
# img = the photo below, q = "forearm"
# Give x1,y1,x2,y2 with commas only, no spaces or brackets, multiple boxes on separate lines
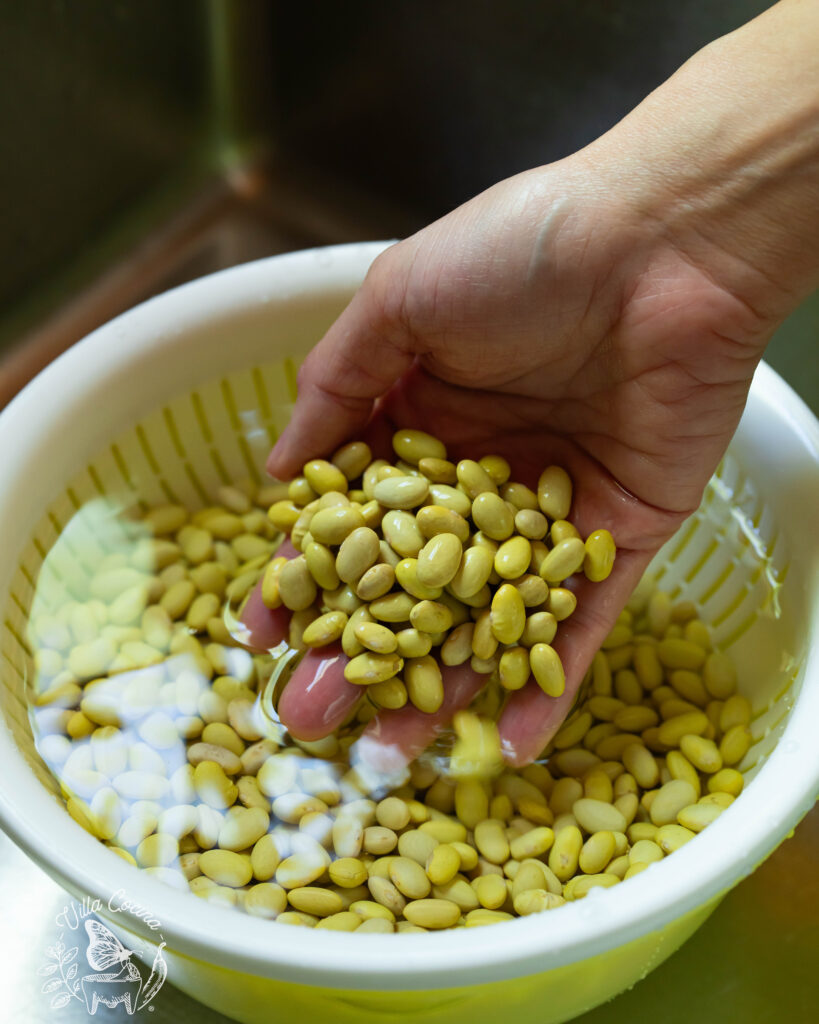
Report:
587,0,819,328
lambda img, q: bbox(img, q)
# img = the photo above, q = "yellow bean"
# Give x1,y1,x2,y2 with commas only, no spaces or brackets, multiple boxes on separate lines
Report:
494,536,532,580
478,455,511,485
392,429,447,465
301,611,348,647
288,886,344,917
703,651,737,699
679,733,723,774
456,459,498,499
409,600,453,634
499,646,531,691
473,819,510,864
418,457,457,484
405,656,444,713
471,492,515,540
707,768,744,797
720,724,752,766
373,476,430,510
336,527,381,584
529,643,565,697
449,545,494,599
650,780,699,827
355,562,395,601
656,710,709,747
657,638,707,671
332,441,373,480
395,558,443,600
394,628,433,659
537,466,572,520
548,825,583,882
274,556,316,611
403,898,461,929
199,849,253,887
369,592,417,622
416,533,463,588
489,584,526,645
351,621,395,655
344,651,404,685
539,538,586,583
520,611,558,647
547,587,577,621
514,509,548,540
309,506,366,545
303,459,348,496
583,529,616,582
302,541,339,591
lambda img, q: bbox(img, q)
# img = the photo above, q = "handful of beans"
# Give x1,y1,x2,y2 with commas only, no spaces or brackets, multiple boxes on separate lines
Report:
263,429,616,717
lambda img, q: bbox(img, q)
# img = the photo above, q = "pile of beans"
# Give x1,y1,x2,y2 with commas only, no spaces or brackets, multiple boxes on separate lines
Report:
263,429,616,712
27,446,752,933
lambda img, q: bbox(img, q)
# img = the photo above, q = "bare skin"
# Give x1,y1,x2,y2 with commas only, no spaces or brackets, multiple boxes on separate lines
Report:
254,1,819,766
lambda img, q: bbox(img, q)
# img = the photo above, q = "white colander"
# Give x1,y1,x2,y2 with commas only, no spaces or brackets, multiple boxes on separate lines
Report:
0,243,816,1024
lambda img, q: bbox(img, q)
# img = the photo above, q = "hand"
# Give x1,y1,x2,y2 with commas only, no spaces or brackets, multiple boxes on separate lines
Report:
259,0,819,767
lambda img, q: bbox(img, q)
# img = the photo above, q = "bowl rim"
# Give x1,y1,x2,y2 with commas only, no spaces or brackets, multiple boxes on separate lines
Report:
0,244,817,991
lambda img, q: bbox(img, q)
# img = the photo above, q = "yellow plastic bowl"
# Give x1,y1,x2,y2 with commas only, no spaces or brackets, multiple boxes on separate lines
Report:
0,243,817,1024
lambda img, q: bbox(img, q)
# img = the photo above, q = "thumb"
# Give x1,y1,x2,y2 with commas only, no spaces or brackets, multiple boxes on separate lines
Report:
267,245,416,478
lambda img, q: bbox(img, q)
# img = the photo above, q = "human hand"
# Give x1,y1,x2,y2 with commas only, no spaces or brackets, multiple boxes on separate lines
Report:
255,0,819,768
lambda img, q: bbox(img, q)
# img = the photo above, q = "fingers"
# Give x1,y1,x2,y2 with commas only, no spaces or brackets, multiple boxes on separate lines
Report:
498,547,654,766
238,580,291,651
277,643,362,742
353,663,486,775
267,248,415,477
237,539,299,651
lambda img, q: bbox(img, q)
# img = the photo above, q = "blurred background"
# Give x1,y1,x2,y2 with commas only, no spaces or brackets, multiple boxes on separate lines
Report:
0,3,815,1021
0,0,816,410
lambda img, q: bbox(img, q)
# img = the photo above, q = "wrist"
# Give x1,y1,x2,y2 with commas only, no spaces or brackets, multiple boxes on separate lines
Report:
582,0,819,330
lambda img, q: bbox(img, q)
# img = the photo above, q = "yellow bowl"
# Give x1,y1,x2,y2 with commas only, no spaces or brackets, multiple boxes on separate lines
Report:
0,243,817,1024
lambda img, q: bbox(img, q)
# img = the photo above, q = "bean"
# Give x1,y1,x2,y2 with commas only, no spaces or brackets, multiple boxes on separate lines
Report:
395,558,443,600
485,587,524,647
548,825,583,882
658,638,707,671
332,441,373,480
537,466,572,520
650,780,699,827
547,587,577,621
402,899,461,930
494,536,532,580
449,545,494,599
520,611,558,647
680,734,723,774
336,527,381,584
302,460,347,496
194,761,238,809
720,724,752,765
301,610,348,648
344,651,404,685
539,538,586,583
353,563,394,601
498,646,530,690
406,600,451,634
529,643,565,697
309,506,366,545
244,883,288,919
417,457,456,484
470,492,513,541
373,476,429,510
403,657,443,713
416,533,463,588
473,819,509,864
200,849,253,887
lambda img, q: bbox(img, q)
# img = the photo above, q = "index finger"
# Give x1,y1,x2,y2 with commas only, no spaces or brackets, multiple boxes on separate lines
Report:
267,248,414,478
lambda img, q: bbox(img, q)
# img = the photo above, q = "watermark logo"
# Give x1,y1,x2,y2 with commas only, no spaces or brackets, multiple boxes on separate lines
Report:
39,892,167,1015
